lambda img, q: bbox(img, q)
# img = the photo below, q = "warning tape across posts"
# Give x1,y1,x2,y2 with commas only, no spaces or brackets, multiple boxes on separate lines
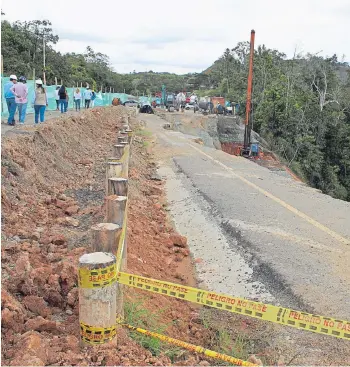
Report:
117,272,350,341
79,263,117,289
116,203,128,271
80,322,117,345
118,320,257,366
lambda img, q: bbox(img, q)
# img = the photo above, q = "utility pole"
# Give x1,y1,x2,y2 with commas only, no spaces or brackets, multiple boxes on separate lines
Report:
43,35,46,85
243,29,255,152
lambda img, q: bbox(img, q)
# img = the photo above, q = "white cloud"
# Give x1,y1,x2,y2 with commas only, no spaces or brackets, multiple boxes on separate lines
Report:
2,0,349,74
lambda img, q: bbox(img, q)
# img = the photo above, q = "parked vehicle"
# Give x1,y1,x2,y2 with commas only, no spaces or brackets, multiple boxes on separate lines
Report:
139,103,154,114
185,103,195,110
166,94,176,112
123,100,139,107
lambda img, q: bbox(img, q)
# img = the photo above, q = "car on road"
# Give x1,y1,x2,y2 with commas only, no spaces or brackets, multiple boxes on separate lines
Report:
123,100,139,107
185,103,195,110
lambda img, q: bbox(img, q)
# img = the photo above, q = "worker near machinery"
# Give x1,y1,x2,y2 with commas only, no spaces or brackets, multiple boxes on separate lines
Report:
190,93,198,104
176,91,186,111
208,101,214,114
216,102,224,115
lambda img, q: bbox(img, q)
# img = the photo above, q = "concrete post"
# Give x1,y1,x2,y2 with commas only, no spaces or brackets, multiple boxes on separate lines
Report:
91,223,122,253
125,129,133,144
106,195,127,226
107,178,128,196
119,131,129,141
119,142,129,176
105,195,128,318
113,145,125,159
106,161,123,194
118,136,128,144
78,252,117,345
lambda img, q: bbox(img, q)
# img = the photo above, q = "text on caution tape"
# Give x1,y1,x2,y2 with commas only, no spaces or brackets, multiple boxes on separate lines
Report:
116,272,350,340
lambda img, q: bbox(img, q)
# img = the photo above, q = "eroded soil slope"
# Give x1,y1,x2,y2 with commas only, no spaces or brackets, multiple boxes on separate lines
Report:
2,107,258,366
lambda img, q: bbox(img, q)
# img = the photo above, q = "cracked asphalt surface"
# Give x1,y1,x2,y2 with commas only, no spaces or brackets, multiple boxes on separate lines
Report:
140,112,350,321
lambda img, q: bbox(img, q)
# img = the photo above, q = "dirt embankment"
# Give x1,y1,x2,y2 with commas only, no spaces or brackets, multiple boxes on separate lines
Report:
1,107,247,366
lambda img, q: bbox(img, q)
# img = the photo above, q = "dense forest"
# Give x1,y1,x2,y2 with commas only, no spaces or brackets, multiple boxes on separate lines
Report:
2,19,350,201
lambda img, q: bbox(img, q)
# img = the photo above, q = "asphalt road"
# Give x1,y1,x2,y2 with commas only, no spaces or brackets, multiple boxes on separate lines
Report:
140,113,350,321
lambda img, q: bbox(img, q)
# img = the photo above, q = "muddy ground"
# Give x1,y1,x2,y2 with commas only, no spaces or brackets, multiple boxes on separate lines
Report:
1,107,276,366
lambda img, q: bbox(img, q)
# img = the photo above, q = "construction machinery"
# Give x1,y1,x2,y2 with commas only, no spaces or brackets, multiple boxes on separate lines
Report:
161,84,166,107
166,93,176,112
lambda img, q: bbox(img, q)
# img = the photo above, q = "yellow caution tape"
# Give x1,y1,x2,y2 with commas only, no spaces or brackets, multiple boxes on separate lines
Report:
79,263,117,289
118,320,257,366
80,322,117,344
116,203,128,271
116,272,350,340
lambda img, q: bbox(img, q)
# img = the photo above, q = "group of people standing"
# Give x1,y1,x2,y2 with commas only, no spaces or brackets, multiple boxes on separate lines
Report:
4,75,48,125
4,76,98,125
54,86,96,113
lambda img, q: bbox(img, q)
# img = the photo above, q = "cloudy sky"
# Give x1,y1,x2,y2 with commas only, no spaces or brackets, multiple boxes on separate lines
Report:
3,0,349,74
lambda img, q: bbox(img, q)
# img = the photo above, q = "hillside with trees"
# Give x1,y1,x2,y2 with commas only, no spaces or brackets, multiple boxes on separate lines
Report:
2,18,350,201
192,45,350,201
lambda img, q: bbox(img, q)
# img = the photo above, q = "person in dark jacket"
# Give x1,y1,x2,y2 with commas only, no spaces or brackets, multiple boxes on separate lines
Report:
58,85,67,113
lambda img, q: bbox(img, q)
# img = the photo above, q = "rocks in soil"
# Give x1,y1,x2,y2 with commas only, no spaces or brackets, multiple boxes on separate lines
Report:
1,107,213,366
9,331,49,366
150,173,162,181
64,205,79,215
23,296,51,317
24,316,58,332
63,217,80,227
1,289,26,333
170,233,188,248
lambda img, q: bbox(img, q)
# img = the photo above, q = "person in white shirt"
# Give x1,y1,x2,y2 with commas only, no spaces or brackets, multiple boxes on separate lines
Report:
55,86,60,111
190,94,198,104
74,88,82,111
84,88,92,108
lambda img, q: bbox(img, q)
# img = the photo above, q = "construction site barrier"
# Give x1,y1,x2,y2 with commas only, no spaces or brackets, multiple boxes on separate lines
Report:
116,272,350,341
78,113,349,362
117,319,258,366
1,76,131,117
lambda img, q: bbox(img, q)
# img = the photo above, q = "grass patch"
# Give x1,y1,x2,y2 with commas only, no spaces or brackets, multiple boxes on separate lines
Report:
199,309,275,365
135,128,152,137
124,295,265,365
124,295,183,362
